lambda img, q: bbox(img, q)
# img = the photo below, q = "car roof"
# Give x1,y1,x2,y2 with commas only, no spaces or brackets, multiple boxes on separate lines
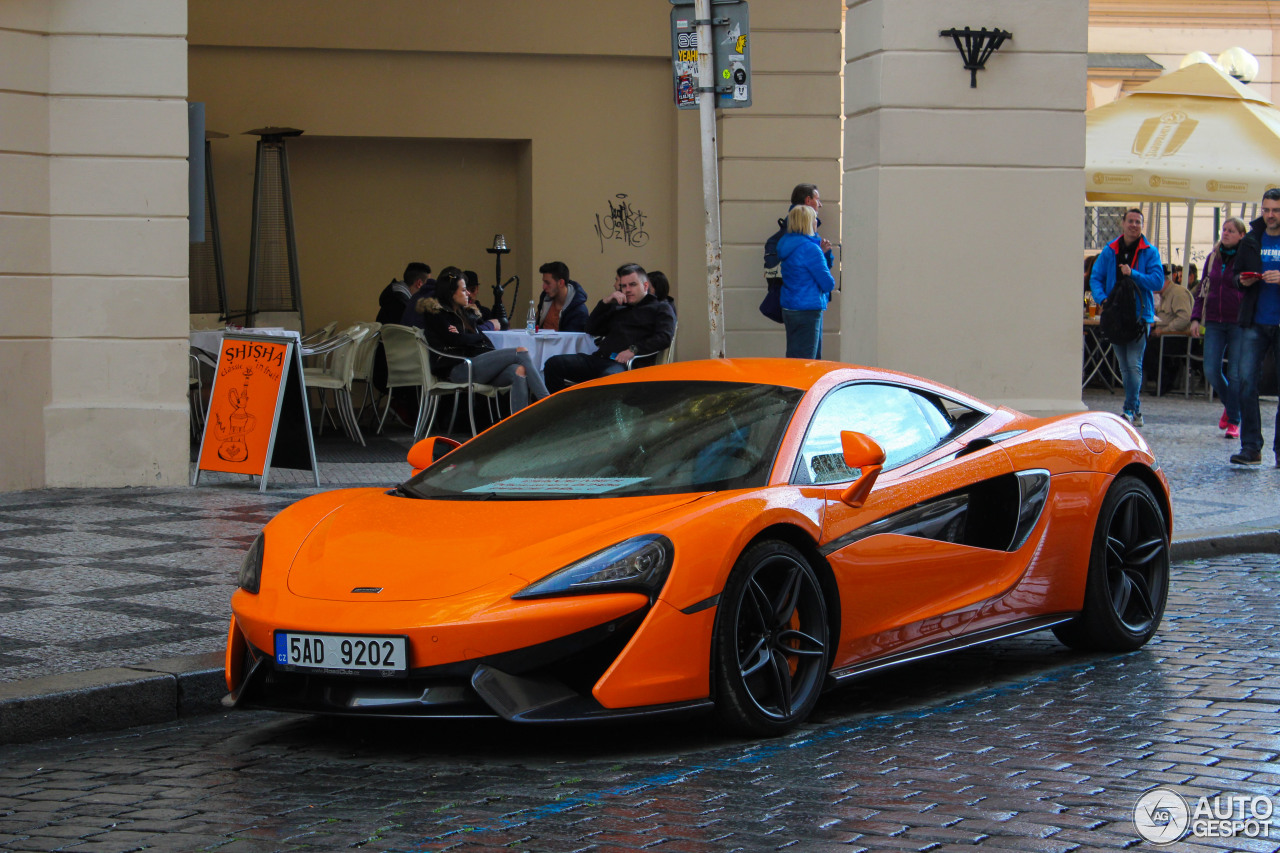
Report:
583,358,971,398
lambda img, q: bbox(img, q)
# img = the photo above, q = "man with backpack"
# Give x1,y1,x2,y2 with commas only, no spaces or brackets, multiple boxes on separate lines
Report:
1090,208,1164,427
761,185,834,335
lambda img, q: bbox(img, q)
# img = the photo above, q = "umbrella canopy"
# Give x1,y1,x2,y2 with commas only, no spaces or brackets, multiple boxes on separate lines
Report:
1086,61,1280,203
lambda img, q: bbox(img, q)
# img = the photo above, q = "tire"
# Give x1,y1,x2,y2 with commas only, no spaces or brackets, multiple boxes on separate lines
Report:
1053,475,1169,652
712,540,830,736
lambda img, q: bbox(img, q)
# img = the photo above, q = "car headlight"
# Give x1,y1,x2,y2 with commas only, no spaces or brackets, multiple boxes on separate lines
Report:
512,535,673,601
238,533,265,594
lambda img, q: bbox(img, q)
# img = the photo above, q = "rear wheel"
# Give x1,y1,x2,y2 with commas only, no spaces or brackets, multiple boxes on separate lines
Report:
1053,476,1169,651
712,540,829,736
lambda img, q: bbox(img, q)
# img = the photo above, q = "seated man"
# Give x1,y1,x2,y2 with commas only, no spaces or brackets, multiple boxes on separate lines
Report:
464,270,508,331
374,261,431,414
376,262,431,325
402,265,461,329
543,263,676,390
536,261,589,331
1145,269,1193,394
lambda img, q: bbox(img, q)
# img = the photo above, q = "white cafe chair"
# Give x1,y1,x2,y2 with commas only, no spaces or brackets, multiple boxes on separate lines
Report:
303,325,370,445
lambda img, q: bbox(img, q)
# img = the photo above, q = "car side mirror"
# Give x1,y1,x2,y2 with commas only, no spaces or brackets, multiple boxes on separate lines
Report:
837,431,886,508
407,436,461,474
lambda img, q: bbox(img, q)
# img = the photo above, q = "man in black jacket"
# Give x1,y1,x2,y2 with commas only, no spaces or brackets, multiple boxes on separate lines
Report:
1229,187,1280,465
374,262,432,423
376,262,431,325
543,263,676,390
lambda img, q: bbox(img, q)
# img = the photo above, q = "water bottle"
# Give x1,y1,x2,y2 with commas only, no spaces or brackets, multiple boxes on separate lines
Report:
526,299,537,333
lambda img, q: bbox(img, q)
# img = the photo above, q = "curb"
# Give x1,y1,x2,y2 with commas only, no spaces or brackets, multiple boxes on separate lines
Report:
1,533,1274,745
0,652,225,746
1171,529,1280,561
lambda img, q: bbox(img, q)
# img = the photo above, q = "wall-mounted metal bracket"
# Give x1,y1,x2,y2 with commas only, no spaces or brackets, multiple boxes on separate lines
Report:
940,27,1012,88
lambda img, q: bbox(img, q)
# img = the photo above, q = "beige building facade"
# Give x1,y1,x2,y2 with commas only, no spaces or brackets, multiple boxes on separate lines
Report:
1,0,1088,491
0,1,190,491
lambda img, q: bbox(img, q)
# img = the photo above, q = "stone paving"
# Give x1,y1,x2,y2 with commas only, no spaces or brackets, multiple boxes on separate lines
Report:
0,553,1276,851
0,429,418,684
1105,389,1280,537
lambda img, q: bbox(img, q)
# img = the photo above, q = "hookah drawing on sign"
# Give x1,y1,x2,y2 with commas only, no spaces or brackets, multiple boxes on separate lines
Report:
213,368,257,463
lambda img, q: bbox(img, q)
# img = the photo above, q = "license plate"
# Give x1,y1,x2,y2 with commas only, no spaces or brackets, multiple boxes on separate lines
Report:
274,632,407,674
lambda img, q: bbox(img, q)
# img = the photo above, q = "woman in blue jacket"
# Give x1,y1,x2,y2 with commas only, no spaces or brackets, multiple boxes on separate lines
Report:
777,205,836,359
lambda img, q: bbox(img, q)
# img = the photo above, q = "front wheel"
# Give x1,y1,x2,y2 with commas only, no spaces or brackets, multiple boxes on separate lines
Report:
712,540,830,736
1053,475,1169,651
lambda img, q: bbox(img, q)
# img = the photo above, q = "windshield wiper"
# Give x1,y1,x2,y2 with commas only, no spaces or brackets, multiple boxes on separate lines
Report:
388,484,419,499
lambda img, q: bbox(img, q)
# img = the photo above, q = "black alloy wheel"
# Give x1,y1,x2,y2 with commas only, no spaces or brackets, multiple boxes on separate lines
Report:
1054,475,1169,651
713,540,830,736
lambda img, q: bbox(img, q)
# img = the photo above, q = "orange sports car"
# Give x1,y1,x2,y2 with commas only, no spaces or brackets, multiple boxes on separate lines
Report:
224,358,1171,735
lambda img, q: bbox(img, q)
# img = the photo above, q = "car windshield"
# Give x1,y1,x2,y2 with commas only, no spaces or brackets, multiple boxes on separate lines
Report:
402,380,805,499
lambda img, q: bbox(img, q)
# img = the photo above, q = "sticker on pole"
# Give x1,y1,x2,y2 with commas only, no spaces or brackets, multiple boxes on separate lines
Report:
669,1,751,110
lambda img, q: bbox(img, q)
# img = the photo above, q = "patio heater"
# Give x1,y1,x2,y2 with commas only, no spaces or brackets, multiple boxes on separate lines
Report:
189,129,229,320
244,127,305,330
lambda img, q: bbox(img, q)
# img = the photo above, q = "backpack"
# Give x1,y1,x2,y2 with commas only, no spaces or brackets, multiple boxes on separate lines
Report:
760,216,787,323
1099,273,1144,345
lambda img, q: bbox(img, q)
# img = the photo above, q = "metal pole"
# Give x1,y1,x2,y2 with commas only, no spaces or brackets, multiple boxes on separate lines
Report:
278,141,304,332
695,0,725,358
245,141,264,327
1182,200,1195,282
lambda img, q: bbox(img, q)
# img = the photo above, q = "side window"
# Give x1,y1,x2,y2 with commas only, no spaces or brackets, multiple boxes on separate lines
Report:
794,383,964,485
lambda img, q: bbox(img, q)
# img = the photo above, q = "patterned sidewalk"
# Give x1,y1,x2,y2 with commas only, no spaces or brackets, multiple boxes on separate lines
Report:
0,428,417,685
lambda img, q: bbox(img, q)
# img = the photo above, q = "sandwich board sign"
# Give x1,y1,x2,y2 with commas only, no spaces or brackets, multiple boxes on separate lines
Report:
193,331,319,491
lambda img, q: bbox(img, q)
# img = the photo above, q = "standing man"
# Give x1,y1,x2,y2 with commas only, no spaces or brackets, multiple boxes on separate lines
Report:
764,184,835,355
790,184,833,257
535,261,589,332
1090,208,1164,427
543,264,675,390
1229,187,1280,466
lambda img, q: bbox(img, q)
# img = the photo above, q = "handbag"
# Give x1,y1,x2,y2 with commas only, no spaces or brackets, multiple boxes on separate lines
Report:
759,278,783,324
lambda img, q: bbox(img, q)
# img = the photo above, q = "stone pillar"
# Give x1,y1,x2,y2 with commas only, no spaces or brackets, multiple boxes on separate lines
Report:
844,0,1087,413
0,0,190,489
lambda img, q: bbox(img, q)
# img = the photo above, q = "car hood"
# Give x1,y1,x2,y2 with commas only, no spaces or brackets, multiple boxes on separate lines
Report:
285,489,706,602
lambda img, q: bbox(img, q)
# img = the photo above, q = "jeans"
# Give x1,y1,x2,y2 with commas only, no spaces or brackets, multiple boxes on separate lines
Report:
1202,321,1243,426
1237,323,1280,455
782,309,824,359
543,352,626,391
1111,330,1147,417
447,348,549,412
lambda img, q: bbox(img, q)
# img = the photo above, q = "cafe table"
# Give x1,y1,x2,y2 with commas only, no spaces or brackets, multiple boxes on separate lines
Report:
483,329,597,370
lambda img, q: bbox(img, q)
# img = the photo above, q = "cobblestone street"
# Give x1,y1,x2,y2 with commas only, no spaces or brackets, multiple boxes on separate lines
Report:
1,554,1277,852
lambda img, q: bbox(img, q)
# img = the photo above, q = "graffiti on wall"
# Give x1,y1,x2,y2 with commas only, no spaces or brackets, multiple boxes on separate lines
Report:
594,194,649,253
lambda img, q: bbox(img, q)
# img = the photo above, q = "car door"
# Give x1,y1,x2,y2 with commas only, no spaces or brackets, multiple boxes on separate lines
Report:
794,382,1029,668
